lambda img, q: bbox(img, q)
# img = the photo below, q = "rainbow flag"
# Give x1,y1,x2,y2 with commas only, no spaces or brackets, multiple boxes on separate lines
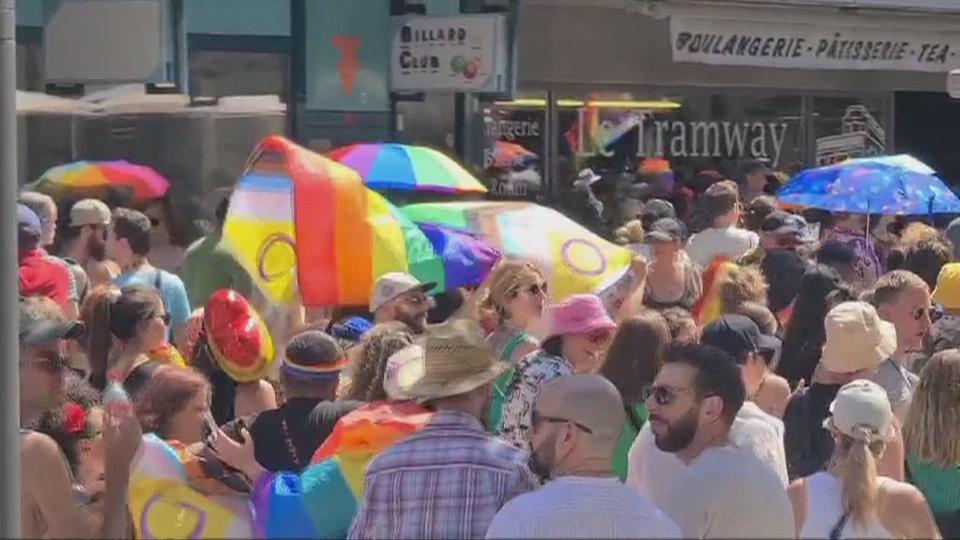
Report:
223,136,444,307
402,201,631,300
692,257,735,326
129,434,254,539
250,401,433,538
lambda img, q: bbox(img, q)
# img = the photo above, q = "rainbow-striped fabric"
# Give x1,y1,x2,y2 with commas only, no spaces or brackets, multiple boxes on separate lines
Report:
250,401,433,538
692,257,736,326
222,136,444,308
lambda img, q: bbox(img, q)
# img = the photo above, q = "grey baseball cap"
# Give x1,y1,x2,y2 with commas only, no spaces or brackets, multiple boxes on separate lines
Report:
19,301,84,346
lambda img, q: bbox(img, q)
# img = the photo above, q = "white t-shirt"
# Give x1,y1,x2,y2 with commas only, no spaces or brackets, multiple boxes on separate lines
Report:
485,476,681,539
651,445,794,539
626,401,788,502
685,226,759,267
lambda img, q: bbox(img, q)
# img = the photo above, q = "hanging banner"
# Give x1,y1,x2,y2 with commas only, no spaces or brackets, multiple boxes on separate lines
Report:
390,14,510,92
670,16,960,73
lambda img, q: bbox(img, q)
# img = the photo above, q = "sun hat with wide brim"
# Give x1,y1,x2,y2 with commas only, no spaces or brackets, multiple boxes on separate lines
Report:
393,317,507,402
203,289,276,383
820,301,897,374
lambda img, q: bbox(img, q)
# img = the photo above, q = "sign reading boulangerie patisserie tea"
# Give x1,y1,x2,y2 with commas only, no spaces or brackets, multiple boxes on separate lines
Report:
670,16,960,72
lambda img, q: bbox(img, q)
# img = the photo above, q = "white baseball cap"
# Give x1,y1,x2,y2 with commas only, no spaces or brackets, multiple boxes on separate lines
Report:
821,302,897,374
824,379,892,441
369,272,436,313
383,344,422,401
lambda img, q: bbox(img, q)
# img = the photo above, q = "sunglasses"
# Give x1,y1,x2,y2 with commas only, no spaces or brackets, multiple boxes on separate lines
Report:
913,306,941,322
532,410,594,434
512,282,548,298
586,330,613,345
647,384,694,407
402,294,431,308
30,350,69,374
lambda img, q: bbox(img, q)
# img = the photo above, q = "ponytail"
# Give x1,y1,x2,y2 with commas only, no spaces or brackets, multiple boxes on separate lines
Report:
82,286,121,390
837,427,883,531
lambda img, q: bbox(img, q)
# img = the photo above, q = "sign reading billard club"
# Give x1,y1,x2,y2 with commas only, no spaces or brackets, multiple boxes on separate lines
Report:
670,16,960,73
390,14,510,93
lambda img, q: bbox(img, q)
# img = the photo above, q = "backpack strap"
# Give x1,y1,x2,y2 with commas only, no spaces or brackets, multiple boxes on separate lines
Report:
153,268,164,291
829,511,850,540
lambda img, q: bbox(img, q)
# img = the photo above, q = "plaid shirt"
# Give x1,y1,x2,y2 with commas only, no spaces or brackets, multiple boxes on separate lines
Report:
348,409,537,540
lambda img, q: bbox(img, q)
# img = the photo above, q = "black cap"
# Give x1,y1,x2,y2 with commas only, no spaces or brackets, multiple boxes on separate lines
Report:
641,199,676,222
645,217,685,243
762,211,812,241
743,159,774,177
700,314,780,365
817,240,857,267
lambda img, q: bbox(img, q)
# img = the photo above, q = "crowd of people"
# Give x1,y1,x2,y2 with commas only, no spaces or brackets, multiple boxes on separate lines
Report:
15,161,960,539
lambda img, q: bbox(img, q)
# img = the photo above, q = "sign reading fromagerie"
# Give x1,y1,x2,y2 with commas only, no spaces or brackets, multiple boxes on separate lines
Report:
670,17,960,72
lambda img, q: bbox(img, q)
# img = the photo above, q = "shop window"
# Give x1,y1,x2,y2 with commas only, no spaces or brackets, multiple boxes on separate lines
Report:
189,50,289,100
16,42,43,91
812,97,888,166
555,91,805,189
473,93,547,202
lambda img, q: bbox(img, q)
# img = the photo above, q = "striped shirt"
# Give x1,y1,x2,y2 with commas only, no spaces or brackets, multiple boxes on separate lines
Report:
348,409,537,540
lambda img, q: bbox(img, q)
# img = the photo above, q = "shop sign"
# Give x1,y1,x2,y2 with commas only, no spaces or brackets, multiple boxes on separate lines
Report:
670,16,960,72
390,14,510,92
571,111,793,166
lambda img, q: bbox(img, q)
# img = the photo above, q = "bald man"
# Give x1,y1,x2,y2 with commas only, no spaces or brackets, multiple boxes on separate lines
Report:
486,375,680,539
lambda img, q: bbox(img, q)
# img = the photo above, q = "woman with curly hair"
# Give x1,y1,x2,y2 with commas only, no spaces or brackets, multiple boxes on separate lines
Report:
717,263,768,315
342,322,415,402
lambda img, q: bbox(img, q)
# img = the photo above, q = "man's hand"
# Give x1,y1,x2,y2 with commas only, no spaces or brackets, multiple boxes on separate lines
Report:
210,427,265,483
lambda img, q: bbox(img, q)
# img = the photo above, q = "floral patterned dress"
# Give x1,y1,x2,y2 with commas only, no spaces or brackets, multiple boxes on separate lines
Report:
495,350,574,455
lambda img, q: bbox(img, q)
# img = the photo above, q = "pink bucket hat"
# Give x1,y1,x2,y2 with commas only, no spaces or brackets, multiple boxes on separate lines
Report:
547,294,617,338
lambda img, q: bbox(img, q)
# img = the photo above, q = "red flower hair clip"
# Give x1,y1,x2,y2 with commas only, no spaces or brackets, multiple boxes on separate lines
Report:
63,402,86,436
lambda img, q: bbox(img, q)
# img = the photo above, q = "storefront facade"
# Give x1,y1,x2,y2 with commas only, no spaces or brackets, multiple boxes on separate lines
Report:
470,0,960,203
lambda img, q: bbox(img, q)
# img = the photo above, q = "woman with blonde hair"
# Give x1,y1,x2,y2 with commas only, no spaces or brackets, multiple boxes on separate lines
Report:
717,264,768,315
481,261,547,430
788,380,940,539
904,350,960,536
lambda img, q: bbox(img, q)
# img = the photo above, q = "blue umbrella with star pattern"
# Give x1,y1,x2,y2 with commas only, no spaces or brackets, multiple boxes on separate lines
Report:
778,155,960,215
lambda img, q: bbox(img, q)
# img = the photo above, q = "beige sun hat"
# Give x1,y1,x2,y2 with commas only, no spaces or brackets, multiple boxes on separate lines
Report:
393,317,507,401
821,301,897,374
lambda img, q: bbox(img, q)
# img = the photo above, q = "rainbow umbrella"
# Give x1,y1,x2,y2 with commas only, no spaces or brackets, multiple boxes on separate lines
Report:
223,136,495,308
329,143,487,194
402,201,631,300
25,160,169,205
491,141,538,168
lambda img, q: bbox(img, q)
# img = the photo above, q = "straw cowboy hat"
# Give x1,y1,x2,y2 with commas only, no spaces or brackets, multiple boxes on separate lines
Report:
394,317,507,401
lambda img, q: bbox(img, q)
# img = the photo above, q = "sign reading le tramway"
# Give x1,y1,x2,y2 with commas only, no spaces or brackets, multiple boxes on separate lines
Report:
670,17,960,72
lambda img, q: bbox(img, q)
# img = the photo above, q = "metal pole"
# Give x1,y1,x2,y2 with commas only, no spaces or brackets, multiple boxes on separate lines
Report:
0,0,20,536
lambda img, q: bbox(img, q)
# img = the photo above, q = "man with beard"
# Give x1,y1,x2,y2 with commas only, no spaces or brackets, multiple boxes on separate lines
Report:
486,375,680,539
630,343,794,539
19,297,142,538
370,272,436,334
61,199,120,298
